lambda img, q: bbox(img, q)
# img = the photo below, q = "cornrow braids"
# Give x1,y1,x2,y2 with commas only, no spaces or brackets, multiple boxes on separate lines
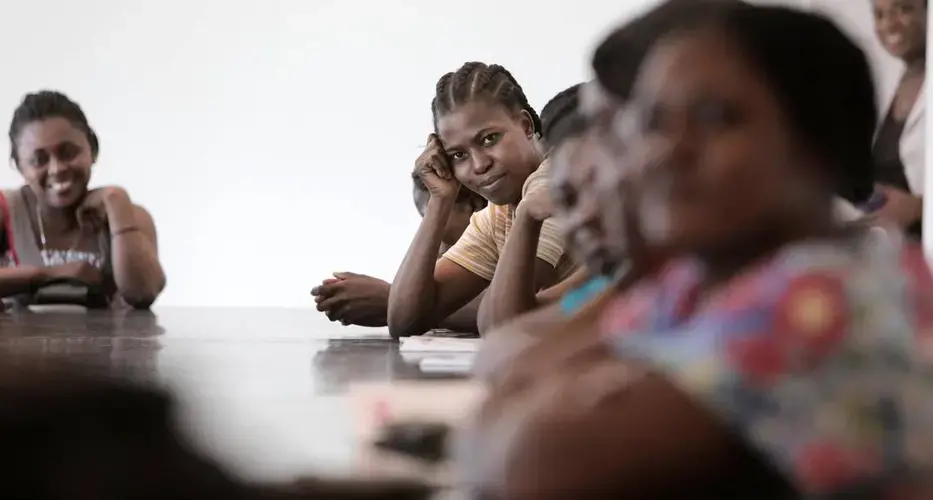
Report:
8,90,99,164
431,62,542,136
540,83,586,149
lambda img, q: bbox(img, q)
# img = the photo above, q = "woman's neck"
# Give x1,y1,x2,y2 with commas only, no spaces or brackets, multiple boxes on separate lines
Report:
25,189,78,234
695,213,837,292
904,54,926,76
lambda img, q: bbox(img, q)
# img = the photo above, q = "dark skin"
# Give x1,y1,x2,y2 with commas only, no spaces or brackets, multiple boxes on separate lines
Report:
311,186,485,331
387,101,565,338
1,117,164,307
460,28,851,498
872,0,926,228
476,157,588,332
476,122,626,379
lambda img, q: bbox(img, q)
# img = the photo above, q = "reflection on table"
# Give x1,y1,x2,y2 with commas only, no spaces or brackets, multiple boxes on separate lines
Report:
0,307,469,481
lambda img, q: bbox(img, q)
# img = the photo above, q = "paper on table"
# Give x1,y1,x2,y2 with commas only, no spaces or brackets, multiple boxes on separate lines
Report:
398,336,481,353
334,326,392,340
418,355,474,375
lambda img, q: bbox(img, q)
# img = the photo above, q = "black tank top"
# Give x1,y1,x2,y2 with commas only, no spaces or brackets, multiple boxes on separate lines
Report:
872,111,922,239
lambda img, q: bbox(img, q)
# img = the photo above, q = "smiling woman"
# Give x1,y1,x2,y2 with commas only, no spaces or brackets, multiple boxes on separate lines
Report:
869,0,927,238
0,90,165,309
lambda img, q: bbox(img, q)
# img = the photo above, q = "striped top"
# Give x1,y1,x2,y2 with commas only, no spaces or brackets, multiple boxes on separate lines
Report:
444,160,577,282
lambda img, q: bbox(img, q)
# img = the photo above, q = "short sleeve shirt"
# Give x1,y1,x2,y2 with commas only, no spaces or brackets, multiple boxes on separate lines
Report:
601,231,933,497
444,161,577,282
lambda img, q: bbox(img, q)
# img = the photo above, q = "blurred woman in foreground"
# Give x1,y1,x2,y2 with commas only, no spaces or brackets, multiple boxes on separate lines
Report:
459,3,933,499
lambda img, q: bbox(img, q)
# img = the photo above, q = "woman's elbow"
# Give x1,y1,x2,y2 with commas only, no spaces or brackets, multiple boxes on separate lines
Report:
387,313,429,339
120,275,166,310
475,295,496,336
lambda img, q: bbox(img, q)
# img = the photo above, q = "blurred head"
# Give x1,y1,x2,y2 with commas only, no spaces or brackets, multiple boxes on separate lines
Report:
595,3,877,261
431,62,543,206
556,0,739,271
539,83,584,155
412,174,487,246
0,362,433,500
9,91,99,209
541,83,620,275
873,0,927,62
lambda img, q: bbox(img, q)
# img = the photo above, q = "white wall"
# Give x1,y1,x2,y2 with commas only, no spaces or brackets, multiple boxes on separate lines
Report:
0,0,911,307
0,0,657,307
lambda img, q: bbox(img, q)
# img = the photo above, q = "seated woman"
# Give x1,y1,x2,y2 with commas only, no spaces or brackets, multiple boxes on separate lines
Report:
0,91,164,309
473,84,627,374
476,0,731,379
458,4,933,499
869,0,926,238
311,173,486,331
498,83,613,315
478,0,882,382
387,63,582,337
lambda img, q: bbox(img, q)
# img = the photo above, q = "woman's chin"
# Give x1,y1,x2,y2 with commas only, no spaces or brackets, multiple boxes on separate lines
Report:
44,190,85,209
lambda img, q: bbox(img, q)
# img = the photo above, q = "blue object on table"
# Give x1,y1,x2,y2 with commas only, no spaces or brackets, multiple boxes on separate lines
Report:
560,275,612,315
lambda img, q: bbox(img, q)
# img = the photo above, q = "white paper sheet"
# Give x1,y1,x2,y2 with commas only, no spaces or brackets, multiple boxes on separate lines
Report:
398,336,481,354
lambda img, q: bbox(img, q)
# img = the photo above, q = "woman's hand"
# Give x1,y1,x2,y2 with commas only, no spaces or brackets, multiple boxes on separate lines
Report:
312,272,391,327
76,186,132,232
414,134,460,201
874,183,923,229
516,183,554,223
596,142,672,279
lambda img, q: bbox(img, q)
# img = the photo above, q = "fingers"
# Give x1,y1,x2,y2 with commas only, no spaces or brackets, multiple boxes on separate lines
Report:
77,208,105,232
332,272,357,280
317,295,344,313
417,153,452,181
430,154,453,180
311,281,342,298
323,301,353,325
417,134,453,181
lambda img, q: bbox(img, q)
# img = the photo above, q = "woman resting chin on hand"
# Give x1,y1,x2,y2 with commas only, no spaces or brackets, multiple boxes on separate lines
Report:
0,91,165,309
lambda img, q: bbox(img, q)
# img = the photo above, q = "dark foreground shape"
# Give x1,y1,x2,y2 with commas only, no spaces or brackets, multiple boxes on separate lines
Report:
0,362,432,500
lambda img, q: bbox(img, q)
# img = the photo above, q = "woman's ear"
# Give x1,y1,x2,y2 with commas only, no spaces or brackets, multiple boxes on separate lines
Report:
88,129,100,163
519,109,536,139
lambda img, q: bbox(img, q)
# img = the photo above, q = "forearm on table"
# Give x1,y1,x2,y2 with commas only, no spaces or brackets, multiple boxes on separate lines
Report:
106,196,165,308
438,291,483,333
477,210,544,334
387,197,454,337
0,266,47,298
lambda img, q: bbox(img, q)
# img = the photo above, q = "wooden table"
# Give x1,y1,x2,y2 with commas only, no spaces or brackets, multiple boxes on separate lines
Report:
0,307,470,482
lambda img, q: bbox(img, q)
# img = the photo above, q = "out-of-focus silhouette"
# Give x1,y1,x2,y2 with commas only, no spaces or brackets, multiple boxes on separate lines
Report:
0,361,431,500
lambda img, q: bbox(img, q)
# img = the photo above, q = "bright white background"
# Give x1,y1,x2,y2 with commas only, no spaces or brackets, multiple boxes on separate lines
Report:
0,0,913,308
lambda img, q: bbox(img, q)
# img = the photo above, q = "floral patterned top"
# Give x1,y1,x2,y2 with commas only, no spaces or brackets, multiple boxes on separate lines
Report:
601,230,933,498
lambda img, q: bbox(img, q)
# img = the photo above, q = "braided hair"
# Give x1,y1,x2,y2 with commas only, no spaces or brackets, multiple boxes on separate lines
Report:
539,83,587,150
431,62,541,136
8,90,99,164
